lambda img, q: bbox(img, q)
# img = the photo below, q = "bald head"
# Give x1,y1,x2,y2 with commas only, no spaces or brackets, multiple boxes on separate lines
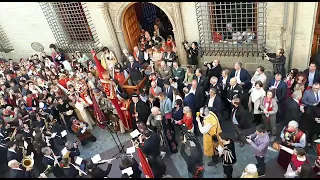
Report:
8,160,19,168
160,61,166,67
151,107,160,115
230,77,237,86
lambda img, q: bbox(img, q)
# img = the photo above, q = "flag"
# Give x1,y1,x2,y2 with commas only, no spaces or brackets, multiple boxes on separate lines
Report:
137,148,154,178
91,49,105,80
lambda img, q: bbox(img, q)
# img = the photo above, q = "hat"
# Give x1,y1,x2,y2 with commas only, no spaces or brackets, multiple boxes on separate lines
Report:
132,93,138,98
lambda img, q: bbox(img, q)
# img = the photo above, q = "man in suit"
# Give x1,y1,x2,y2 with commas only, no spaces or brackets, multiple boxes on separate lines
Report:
303,62,320,89
6,141,23,162
205,60,222,82
86,160,112,178
208,76,222,97
268,73,287,123
231,98,249,147
162,80,174,102
8,159,33,178
158,61,172,81
42,147,65,178
138,129,161,159
183,87,196,116
206,88,223,122
133,46,145,63
127,56,144,86
229,62,252,91
171,61,185,93
286,91,303,123
302,83,320,113
190,80,205,136
193,68,209,91
226,77,244,117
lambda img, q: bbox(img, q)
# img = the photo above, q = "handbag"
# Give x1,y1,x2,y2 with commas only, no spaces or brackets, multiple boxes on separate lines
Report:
165,113,172,120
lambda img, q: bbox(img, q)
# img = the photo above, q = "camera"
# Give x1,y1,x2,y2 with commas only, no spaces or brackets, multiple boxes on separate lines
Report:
179,124,196,141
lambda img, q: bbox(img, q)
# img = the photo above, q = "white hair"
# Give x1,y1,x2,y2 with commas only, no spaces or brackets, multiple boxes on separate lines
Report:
288,120,299,128
246,164,257,174
8,160,19,168
128,56,134,61
151,107,160,114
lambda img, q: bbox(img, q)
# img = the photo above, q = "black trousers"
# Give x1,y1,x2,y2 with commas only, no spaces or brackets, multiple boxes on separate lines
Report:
223,165,233,178
253,114,262,125
255,156,265,175
307,132,320,144
233,124,247,144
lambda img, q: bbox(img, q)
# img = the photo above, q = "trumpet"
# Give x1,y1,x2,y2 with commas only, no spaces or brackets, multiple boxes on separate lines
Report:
10,128,17,141
39,165,52,178
70,162,87,176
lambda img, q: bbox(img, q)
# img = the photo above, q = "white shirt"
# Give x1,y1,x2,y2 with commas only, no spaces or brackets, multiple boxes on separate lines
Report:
232,109,239,125
62,60,72,72
208,97,215,107
222,77,227,89
189,87,196,95
235,69,242,84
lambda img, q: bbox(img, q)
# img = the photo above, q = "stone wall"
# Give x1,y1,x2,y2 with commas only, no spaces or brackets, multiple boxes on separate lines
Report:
0,2,55,60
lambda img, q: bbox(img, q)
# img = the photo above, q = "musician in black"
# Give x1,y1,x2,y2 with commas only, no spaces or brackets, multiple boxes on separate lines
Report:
8,159,32,178
226,77,244,117
41,147,65,178
6,141,23,162
56,97,78,133
61,158,80,178
86,159,112,178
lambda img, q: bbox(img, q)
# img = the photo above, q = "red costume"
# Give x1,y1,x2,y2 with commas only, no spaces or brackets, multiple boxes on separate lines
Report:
58,77,69,89
114,71,126,85
278,126,305,170
177,114,193,130
120,99,132,130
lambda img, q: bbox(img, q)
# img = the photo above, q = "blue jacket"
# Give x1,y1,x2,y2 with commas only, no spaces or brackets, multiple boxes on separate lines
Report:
160,97,172,115
183,93,196,115
268,79,287,102
229,68,252,89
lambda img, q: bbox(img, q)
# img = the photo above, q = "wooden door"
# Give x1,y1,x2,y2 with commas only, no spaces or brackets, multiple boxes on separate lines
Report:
311,3,320,61
123,5,141,54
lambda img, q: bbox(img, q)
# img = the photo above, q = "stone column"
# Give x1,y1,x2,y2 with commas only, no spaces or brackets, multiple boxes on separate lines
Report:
172,3,188,65
98,2,122,63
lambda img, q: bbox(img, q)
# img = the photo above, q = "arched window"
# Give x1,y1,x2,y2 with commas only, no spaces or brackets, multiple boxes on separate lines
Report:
40,2,100,53
195,2,267,57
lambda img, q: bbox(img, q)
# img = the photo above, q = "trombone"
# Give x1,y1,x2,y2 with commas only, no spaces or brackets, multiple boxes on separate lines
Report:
9,127,17,141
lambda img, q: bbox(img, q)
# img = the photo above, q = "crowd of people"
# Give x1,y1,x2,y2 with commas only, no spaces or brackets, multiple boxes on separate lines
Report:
0,17,320,178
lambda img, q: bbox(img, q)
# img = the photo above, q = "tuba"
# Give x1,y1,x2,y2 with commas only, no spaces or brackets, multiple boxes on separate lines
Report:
22,155,34,169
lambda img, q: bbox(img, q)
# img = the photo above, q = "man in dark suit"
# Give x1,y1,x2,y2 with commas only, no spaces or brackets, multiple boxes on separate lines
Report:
193,68,209,91
208,76,222,97
226,77,244,118
228,62,252,91
183,87,196,116
231,98,250,147
190,80,205,136
6,141,23,162
268,73,287,123
206,88,223,122
162,80,174,102
127,56,144,86
302,83,320,113
86,160,112,178
139,129,161,159
205,60,222,81
42,147,65,178
303,62,320,89
8,159,33,178
286,92,303,123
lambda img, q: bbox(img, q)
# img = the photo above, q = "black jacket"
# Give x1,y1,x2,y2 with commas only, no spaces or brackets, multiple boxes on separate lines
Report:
180,138,203,175
226,84,244,102
194,86,205,111
10,168,32,178
63,166,79,178
193,75,209,91
119,158,142,178
220,140,237,166
303,69,320,88
286,97,303,123
90,163,112,178
146,98,160,109
7,150,23,162
139,132,161,158
267,53,286,76
231,105,250,129
206,64,222,81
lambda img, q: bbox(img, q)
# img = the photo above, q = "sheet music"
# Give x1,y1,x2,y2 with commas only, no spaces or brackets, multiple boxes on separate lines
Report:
61,147,68,156
126,146,136,154
91,154,102,164
75,156,83,165
280,145,294,154
61,130,67,137
130,129,140,138
81,127,87,134
51,132,57,138
122,167,133,176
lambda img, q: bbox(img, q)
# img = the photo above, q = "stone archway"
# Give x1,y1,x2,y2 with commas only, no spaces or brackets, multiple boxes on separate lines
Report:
108,2,187,65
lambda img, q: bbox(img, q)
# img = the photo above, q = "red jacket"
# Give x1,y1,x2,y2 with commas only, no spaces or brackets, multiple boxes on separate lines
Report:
178,114,193,130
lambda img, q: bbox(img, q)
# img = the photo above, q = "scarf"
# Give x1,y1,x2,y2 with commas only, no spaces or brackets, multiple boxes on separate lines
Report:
263,97,273,123
150,87,157,97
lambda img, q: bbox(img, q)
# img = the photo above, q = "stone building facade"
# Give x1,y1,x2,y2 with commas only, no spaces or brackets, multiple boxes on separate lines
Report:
0,2,318,74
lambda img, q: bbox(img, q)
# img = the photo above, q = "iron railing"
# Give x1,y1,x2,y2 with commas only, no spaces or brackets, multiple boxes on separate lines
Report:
0,24,14,53
195,2,267,57
39,2,100,53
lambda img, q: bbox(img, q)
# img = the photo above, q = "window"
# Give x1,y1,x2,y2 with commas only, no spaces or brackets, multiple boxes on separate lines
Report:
40,2,100,53
0,24,14,53
195,2,267,57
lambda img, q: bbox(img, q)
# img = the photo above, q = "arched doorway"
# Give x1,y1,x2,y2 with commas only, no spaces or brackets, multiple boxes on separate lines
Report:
122,2,174,53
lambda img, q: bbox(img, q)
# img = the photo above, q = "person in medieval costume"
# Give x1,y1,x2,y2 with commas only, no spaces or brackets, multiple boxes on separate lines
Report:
129,93,151,130
119,93,132,131
277,120,306,170
282,148,309,178
113,63,126,85
196,106,223,166
100,47,117,71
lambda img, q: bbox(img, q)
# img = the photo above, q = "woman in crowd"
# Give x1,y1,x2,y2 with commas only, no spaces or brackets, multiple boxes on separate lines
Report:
259,90,278,142
248,81,266,126
284,69,299,98
151,46,163,72
146,94,160,109
183,66,195,87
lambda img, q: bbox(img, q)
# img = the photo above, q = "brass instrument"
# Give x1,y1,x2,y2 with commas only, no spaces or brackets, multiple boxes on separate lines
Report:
39,165,52,178
22,153,34,169
10,128,17,141
70,162,87,176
